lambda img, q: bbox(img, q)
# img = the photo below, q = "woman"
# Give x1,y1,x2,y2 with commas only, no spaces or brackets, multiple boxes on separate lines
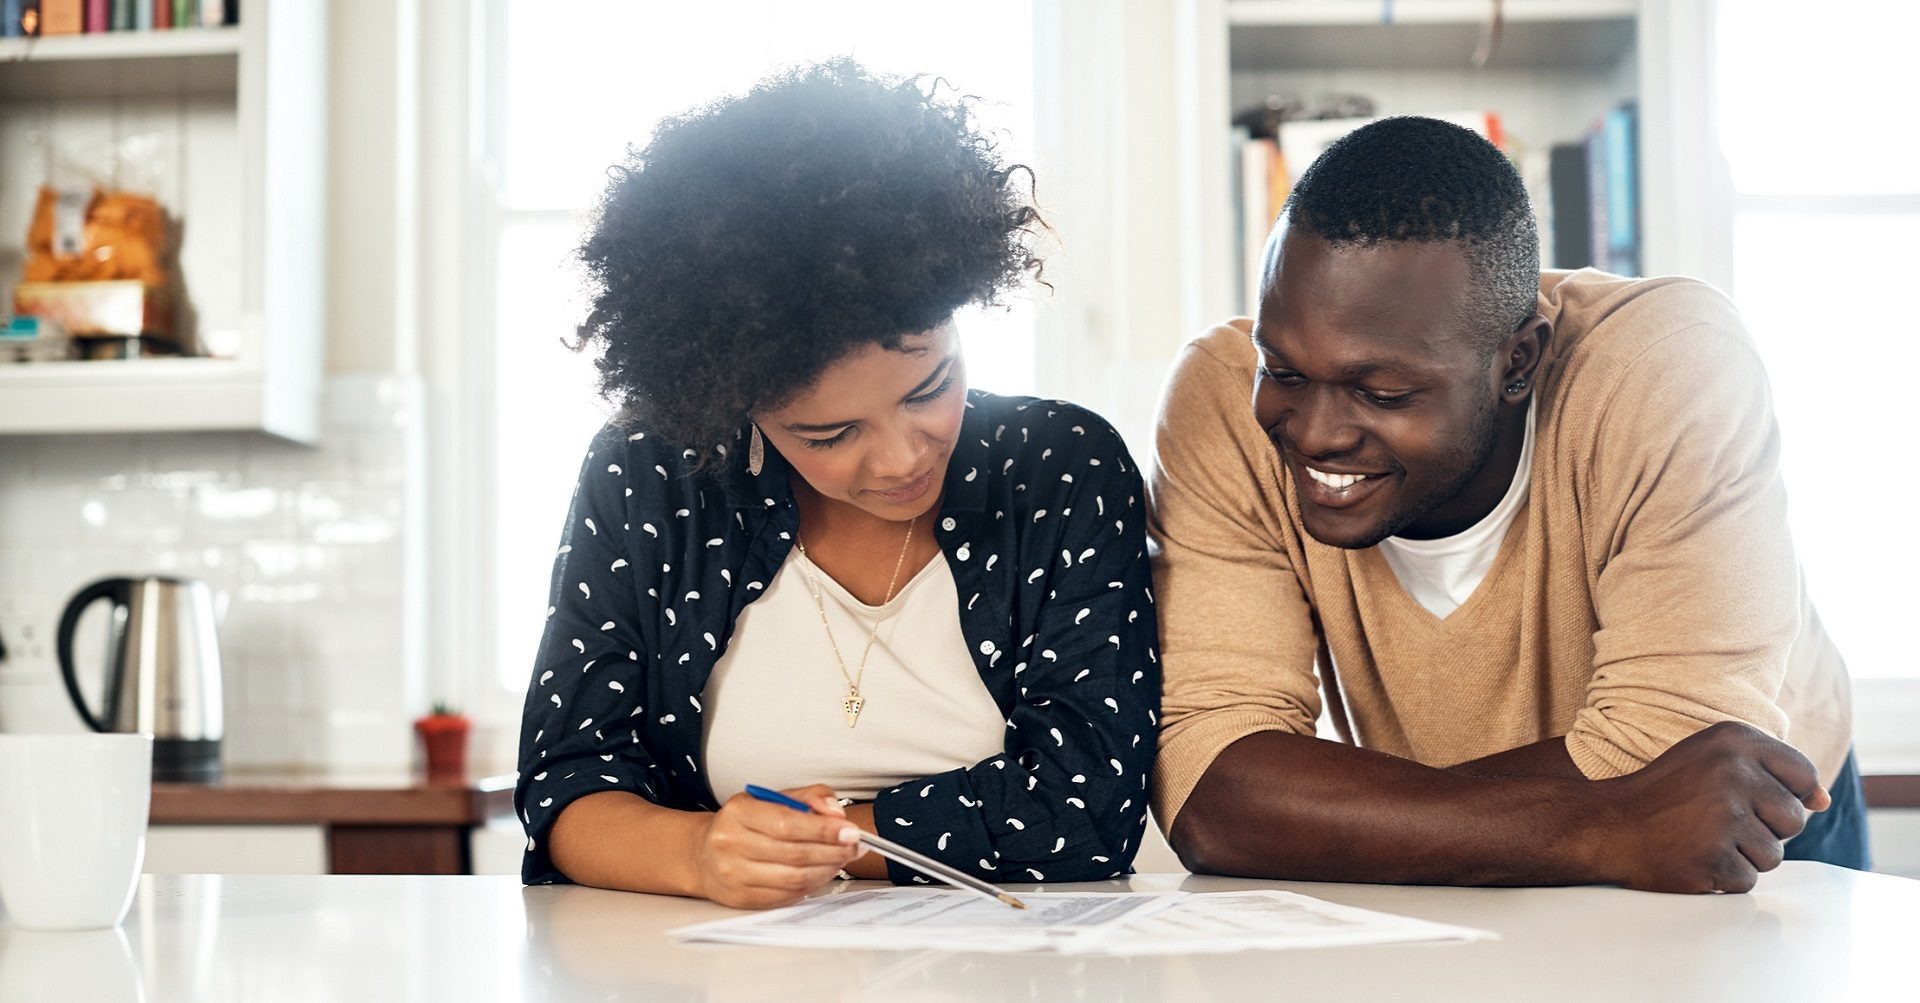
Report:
516,60,1159,910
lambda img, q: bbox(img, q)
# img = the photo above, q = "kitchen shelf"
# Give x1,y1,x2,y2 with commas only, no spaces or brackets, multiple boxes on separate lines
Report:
0,2,325,443
0,29,241,99
0,357,316,439
0,25,241,63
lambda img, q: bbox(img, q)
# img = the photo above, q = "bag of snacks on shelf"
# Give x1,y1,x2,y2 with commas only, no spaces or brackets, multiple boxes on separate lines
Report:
15,186,178,353
24,187,172,285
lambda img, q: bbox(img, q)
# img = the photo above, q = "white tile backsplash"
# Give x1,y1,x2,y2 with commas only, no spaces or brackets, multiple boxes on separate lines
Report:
0,373,427,772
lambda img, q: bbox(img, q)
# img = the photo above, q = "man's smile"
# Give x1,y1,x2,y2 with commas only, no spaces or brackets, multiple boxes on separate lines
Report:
1287,455,1395,512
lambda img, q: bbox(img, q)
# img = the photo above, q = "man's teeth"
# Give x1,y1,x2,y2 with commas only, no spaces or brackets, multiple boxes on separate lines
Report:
1306,467,1368,490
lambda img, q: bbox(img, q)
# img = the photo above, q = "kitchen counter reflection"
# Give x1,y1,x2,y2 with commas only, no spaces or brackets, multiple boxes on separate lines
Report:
0,864,1912,1002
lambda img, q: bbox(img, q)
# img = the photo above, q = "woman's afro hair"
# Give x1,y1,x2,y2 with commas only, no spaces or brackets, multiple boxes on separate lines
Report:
574,58,1045,454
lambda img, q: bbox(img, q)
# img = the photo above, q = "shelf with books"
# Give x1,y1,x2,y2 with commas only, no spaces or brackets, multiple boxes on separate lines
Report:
0,24,239,64
0,2,323,443
0,27,238,100
1178,0,1715,322
1228,0,1637,70
1228,0,1639,24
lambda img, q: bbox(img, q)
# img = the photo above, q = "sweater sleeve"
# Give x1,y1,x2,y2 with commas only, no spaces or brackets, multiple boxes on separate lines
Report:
1146,330,1324,832
515,429,669,884
869,417,1160,884
1567,322,1800,779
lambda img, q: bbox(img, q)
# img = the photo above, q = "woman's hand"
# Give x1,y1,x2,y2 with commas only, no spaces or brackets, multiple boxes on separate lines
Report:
692,784,867,909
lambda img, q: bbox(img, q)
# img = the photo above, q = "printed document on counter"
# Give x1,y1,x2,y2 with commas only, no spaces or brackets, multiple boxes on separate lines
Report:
668,888,1494,954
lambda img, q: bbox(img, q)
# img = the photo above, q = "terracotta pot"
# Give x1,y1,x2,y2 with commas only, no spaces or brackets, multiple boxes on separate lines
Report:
415,716,470,779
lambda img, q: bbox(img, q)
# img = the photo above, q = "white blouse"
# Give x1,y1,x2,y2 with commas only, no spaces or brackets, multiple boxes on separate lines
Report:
699,549,1007,804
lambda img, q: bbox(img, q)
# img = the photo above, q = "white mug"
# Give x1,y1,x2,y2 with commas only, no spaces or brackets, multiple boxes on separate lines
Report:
0,925,144,1002
0,733,152,931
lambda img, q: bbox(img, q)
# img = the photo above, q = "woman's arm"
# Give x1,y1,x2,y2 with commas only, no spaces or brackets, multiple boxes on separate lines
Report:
551,787,866,908
516,430,671,884
868,410,1161,883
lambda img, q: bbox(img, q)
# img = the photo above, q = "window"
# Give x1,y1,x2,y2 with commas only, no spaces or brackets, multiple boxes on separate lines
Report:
481,1,1039,692
1716,1,1920,688
1716,0,1920,765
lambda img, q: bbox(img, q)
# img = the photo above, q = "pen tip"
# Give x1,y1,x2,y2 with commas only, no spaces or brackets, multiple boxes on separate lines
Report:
1001,894,1028,910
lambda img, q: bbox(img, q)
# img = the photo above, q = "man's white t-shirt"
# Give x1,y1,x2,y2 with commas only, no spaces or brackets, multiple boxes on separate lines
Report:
1378,401,1537,618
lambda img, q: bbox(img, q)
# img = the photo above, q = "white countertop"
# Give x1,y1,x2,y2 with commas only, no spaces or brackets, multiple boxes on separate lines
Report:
1,863,1913,1002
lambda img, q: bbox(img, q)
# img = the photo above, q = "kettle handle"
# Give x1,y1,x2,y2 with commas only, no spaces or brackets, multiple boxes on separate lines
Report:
56,578,132,733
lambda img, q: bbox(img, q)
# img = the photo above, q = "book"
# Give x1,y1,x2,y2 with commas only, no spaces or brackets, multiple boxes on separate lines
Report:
1276,111,1503,187
1548,143,1591,269
40,0,79,34
110,0,130,31
133,0,149,30
172,0,190,29
1601,104,1639,276
153,0,169,29
2,0,21,38
83,0,103,32
1519,146,1554,270
1241,136,1278,314
1584,122,1610,271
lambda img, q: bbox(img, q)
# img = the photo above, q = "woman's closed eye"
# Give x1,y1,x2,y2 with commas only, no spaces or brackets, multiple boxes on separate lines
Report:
800,368,957,449
800,427,854,449
908,374,956,406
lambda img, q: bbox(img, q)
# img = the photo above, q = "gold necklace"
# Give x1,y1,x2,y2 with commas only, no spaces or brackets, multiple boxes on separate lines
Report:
793,515,916,727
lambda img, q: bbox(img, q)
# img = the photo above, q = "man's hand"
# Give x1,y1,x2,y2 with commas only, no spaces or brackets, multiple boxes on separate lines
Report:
1592,721,1828,894
691,784,866,909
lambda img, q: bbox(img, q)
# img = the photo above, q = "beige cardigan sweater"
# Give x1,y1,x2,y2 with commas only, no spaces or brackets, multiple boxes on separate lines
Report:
1147,270,1852,830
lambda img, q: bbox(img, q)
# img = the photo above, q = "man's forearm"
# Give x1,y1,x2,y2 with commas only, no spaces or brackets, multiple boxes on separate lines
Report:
1447,736,1587,780
1169,731,1613,886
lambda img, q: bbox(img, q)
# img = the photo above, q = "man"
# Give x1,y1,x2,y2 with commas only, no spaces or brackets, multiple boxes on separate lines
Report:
1148,116,1865,893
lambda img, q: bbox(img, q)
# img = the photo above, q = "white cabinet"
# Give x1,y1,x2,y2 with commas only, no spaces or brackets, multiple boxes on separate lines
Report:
0,1,327,443
1177,0,1723,326
145,824,328,875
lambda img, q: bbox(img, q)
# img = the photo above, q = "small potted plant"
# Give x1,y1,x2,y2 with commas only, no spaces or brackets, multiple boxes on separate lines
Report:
415,702,471,780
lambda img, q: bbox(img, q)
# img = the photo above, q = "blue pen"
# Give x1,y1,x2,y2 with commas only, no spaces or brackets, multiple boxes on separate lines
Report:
745,784,1027,910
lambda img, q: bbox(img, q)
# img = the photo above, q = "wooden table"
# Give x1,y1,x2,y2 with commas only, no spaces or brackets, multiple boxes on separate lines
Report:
1865,772,1920,808
148,771,516,875
2,863,1907,1002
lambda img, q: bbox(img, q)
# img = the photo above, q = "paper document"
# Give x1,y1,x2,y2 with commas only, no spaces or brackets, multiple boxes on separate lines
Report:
671,889,1176,952
669,888,1494,955
1080,890,1496,955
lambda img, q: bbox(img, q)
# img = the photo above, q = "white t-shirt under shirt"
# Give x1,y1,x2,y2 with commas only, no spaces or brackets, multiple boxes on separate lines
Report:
699,549,1006,804
1378,400,1537,618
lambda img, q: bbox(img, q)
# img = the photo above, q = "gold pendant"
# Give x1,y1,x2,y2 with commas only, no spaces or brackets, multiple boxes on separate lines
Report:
843,691,865,728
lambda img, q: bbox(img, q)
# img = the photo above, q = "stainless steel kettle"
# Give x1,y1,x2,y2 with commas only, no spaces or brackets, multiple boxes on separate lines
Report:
56,576,224,782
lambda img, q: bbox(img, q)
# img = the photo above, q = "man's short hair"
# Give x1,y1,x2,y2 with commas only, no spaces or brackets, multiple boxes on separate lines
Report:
1281,116,1539,349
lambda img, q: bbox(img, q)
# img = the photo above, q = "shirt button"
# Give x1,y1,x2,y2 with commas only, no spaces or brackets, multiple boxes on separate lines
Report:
941,517,957,532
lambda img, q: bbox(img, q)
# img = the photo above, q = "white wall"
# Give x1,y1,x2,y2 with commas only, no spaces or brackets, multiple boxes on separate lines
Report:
324,0,419,375
1028,0,1197,454
0,374,427,771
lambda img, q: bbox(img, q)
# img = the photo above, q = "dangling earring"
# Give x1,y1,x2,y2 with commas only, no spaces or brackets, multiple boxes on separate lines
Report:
747,423,765,476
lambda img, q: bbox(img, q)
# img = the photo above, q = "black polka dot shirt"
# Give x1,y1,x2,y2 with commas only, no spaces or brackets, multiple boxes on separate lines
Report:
515,391,1162,887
